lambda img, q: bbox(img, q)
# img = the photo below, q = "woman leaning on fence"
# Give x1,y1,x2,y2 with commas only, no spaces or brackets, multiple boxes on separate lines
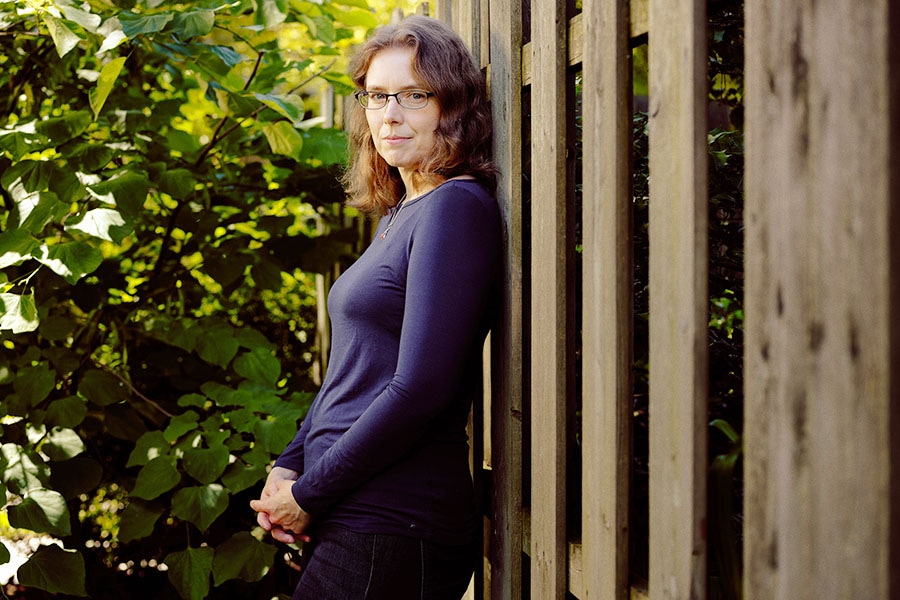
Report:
251,15,500,600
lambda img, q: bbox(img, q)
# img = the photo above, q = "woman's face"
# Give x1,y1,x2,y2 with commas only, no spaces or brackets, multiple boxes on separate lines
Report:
364,46,441,182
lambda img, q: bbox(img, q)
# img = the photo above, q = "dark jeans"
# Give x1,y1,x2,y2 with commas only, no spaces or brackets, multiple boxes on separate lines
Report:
292,524,475,600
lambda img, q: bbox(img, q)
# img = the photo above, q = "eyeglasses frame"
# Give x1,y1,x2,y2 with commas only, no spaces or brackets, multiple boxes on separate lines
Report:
354,90,435,110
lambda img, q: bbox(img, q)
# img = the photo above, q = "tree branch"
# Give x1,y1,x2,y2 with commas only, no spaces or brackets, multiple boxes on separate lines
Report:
98,363,175,419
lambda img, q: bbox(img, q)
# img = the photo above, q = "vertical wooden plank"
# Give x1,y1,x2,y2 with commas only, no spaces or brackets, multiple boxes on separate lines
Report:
480,0,490,70
432,0,451,24
744,0,896,598
455,0,477,63
488,0,524,597
581,0,633,598
647,0,708,597
892,5,900,595
530,0,568,597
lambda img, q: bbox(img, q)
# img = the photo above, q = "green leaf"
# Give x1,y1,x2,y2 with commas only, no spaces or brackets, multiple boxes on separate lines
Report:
158,168,197,199
149,317,201,353
131,456,181,500
42,347,81,377
13,362,54,407
165,546,213,600
7,488,71,536
166,129,202,157
34,111,92,144
42,427,85,461
170,10,215,38
87,170,150,219
298,127,348,166
171,484,229,531
65,207,130,243
164,411,199,443
331,6,377,28
0,293,39,334
59,3,101,32
258,0,288,27
255,93,306,123
233,348,280,387
98,17,127,53
119,11,174,37
0,540,9,566
2,161,49,194
319,70,355,96
300,13,335,45
221,446,269,493
78,369,130,407
234,327,274,351
118,500,163,544
89,57,128,120
39,314,77,341
177,393,207,409
333,0,370,7
199,425,228,446
183,444,229,484
37,241,103,285
204,248,250,287
261,121,304,160
251,256,286,290
252,417,298,454
0,443,49,493
205,45,243,68
196,331,239,369
212,532,277,585
12,190,66,234
0,229,40,268
711,418,740,444
44,396,87,429
0,129,49,160
16,544,87,597
223,408,256,433
43,14,82,58
127,430,170,468
214,88,257,119
321,71,356,96
171,43,243,79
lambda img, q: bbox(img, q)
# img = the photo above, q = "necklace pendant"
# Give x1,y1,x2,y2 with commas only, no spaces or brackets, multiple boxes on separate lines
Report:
380,195,406,241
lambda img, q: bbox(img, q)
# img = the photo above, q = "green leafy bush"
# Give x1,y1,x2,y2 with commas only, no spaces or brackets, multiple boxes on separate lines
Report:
0,0,375,596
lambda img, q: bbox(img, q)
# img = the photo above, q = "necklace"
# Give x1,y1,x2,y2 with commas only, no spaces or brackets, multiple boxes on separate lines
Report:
380,194,407,240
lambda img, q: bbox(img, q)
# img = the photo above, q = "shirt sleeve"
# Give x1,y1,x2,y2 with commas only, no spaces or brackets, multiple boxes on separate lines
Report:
273,408,310,473
290,186,500,515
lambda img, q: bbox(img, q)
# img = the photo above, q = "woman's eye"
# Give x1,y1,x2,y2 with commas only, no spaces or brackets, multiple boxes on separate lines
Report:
407,92,425,100
370,93,387,101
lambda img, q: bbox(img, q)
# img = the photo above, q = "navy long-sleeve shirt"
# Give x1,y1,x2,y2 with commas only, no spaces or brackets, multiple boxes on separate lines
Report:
273,179,501,545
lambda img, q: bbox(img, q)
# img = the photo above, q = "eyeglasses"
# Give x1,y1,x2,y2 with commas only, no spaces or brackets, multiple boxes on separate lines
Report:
354,90,434,110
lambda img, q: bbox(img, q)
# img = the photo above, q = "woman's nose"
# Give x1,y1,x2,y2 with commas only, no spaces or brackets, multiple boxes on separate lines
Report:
383,96,403,122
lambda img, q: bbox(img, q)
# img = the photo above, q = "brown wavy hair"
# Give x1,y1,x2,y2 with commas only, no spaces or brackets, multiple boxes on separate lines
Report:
341,15,497,216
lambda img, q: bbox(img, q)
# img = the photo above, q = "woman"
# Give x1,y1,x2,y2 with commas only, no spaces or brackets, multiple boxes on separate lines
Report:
251,15,500,600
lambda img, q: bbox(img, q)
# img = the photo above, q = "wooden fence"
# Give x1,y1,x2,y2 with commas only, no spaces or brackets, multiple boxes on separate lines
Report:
421,0,900,598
